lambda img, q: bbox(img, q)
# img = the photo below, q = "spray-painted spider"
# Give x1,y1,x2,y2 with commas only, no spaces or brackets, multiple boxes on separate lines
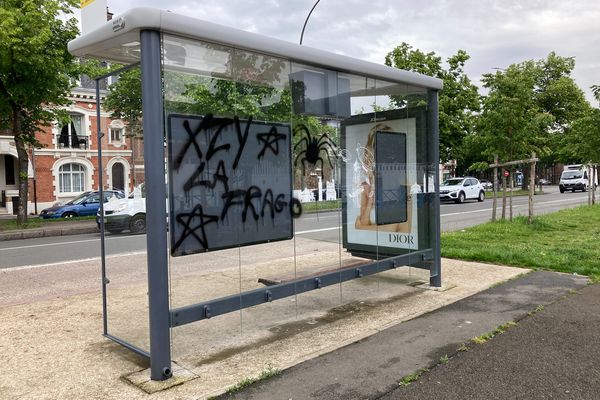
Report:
293,124,337,176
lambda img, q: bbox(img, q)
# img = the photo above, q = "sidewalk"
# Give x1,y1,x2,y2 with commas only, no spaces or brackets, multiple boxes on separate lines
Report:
382,282,600,400
217,271,589,400
0,246,589,399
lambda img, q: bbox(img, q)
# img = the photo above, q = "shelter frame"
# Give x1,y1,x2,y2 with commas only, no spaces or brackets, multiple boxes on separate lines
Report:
71,8,443,381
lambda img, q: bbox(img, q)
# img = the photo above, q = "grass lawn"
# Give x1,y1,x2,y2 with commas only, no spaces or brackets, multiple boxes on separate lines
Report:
441,204,600,281
0,216,95,231
301,199,341,213
488,189,544,196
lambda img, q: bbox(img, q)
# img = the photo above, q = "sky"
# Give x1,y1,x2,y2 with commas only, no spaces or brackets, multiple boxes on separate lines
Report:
80,0,599,103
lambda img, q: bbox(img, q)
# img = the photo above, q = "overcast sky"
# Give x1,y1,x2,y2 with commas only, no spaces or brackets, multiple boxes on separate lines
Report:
89,0,599,103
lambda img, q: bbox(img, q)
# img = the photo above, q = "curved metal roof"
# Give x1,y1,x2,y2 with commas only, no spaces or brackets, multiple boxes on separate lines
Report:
68,7,442,90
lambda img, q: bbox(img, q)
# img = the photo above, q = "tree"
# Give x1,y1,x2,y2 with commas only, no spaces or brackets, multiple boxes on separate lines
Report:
533,52,589,166
568,108,600,164
478,62,554,219
0,0,79,224
103,66,142,136
592,85,600,103
479,62,553,164
385,43,480,162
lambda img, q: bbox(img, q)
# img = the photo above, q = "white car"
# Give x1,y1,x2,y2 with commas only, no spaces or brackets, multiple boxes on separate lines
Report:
439,177,485,204
97,184,146,234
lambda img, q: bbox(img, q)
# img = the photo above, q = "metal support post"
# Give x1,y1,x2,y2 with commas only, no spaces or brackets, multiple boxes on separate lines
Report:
140,29,172,381
428,90,441,287
96,79,108,336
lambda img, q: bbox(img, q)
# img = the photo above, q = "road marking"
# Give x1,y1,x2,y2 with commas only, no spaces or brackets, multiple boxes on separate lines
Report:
0,235,138,252
296,227,339,234
442,197,588,217
1,251,146,272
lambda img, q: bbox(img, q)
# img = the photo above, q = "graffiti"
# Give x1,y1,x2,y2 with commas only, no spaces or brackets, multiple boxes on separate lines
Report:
293,124,337,176
172,204,219,254
168,114,298,256
257,126,287,159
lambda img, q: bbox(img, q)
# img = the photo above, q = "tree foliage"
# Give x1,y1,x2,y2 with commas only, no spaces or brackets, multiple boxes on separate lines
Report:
534,52,588,132
0,0,80,223
479,61,554,162
592,85,600,104
385,43,480,162
103,66,142,136
565,108,600,164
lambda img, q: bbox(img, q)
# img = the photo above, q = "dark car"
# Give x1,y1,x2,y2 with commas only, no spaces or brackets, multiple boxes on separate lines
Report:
539,178,550,185
39,190,125,219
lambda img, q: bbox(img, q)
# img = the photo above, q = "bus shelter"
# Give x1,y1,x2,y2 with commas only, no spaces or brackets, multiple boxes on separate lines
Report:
68,7,443,381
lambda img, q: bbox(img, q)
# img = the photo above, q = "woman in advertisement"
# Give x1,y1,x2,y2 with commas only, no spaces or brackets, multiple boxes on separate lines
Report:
354,123,413,233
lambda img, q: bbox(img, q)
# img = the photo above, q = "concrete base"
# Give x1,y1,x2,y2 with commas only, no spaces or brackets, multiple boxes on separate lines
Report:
123,362,198,394
0,239,528,400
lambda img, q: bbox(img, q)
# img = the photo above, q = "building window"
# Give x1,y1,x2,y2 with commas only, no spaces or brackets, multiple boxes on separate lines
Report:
58,114,87,149
59,163,85,193
110,127,123,144
4,155,16,185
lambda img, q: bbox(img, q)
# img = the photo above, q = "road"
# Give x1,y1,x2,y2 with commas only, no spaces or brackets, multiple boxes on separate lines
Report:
0,186,593,269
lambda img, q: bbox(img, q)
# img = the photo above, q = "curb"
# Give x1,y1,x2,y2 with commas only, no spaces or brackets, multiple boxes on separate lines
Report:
0,223,98,241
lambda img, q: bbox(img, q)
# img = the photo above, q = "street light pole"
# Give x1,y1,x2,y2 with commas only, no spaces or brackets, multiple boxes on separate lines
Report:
300,0,321,45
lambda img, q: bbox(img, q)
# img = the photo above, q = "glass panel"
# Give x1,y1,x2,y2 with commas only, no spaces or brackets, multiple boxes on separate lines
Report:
73,171,83,192
101,64,150,353
339,75,379,305
228,49,297,338
162,35,245,362
155,32,439,381
289,62,345,325
58,173,65,193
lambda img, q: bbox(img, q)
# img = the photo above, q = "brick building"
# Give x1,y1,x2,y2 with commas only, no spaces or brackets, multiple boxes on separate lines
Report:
0,83,143,215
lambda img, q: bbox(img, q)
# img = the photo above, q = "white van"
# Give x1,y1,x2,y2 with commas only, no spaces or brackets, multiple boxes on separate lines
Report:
559,165,597,193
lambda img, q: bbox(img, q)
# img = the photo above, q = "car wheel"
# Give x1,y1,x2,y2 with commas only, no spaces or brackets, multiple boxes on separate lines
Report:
129,214,146,234
572,189,576,193
582,186,587,192
62,212,77,218
559,187,565,193
455,192,465,204
478,190,485,202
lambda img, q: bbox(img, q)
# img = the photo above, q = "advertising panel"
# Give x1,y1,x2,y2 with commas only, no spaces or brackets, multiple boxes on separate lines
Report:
167,114,293,256
342,109,422,256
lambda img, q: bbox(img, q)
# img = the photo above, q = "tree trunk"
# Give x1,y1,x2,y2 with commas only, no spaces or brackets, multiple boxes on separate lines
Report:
492,155,498,221
492,156,498,222
588,165,592,206
522,165,529,191
528,155,535,224
509,170,514,221
12,106,29,224
593,165,598,205
501,173,507,220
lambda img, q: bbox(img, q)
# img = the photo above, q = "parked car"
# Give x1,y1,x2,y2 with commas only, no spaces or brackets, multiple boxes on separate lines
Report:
97,184,146,234
479,179,493,190
439,177,485,204
39,190,125,219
